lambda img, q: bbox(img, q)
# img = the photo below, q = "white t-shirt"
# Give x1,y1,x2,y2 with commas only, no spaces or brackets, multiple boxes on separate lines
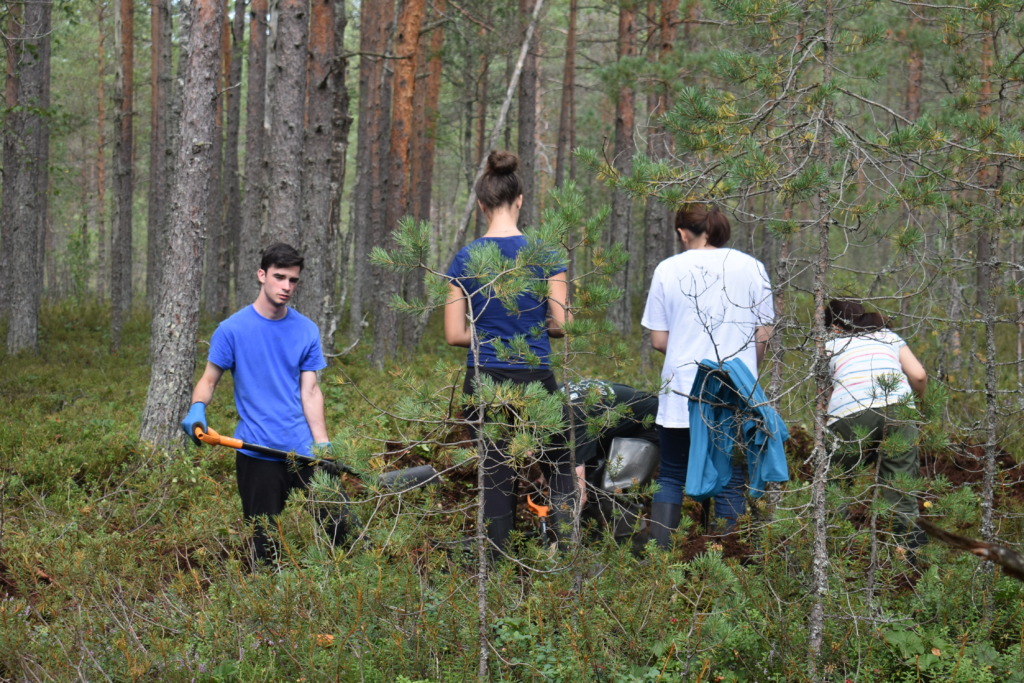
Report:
641,248,774,428
825,329,912,424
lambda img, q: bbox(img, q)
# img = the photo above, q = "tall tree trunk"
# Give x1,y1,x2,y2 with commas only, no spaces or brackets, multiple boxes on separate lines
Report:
240,0,269,300
96,1,109,299
299,0,346,351
202,12,230,317
0,0,23,320
373,0,427,365
111,0,135,352
222,0,246,310
3,0,51,353
808,0,836,674
328,0,352,335
554,0,576,189
265,0,309,247
904,2,922,120
516,0,540,228
406,0,446,346
411,2,445,224
140,0,225,449
348,0,394,342
473,36,489,238
640,0,678,367
147,0,174,312
607,0,637,334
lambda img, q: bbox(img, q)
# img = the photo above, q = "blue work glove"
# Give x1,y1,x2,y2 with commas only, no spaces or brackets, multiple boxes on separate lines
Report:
181,402,208,446
313,442,334,458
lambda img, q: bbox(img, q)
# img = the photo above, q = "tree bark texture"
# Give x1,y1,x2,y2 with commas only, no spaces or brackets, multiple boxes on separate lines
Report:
4,0,52,354
411,2,445,224
202,13,230,318
348,0,394,341
554,0,576,189
139,0,225,449
146,0,174,312
607,0,637,334
373,0,427,364
808,1,836,673
516,0,540,229
266,0,310,247
240,0,269,301
299,0,344,352
96,0,109,298
222,0,246,310
110,0,135,352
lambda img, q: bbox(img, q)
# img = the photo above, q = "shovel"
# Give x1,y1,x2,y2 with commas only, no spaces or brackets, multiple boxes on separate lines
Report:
194,426,441,491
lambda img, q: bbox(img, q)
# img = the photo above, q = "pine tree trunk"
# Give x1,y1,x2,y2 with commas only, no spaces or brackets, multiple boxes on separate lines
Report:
554,0,576,189
374,0,427,364
328,0,352,337
349,0,394,342
96,1,109,299
3,0,51,353
240,0,269,301
146,0,174,312
516,0,540,229
640,0,678,367
140,0,225,450
411,4,445,224
110,0,135,352
202,14,229,318
222,0,246,310
607,0,637,334
299,0,344,351
808,0,836,674
265,0,310,247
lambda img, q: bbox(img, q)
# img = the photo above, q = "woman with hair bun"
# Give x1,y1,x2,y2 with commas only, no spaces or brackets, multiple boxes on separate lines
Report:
642,204,775,546
825,298,928,552
445,150,572,554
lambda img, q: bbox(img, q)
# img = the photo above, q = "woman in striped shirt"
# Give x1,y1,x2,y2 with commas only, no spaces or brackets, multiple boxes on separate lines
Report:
825,299,928,550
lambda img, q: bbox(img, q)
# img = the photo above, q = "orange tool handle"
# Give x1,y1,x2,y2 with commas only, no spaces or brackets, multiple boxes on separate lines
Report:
194,426,244,450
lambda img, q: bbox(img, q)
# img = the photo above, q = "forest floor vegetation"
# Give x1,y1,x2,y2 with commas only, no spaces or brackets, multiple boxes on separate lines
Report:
1,302,1023,682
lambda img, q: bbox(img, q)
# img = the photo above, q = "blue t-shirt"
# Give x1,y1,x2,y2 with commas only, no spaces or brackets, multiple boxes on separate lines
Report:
208,305,327,461
446,235,567,369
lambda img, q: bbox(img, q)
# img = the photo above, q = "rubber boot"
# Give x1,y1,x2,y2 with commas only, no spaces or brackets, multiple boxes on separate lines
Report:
649,502,681,550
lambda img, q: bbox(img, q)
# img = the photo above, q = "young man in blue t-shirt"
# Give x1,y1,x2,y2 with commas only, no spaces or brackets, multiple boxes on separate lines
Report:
180,242,345,566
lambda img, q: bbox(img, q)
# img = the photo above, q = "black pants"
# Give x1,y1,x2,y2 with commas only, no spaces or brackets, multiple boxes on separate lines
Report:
462,366,572,551
236,453,350,564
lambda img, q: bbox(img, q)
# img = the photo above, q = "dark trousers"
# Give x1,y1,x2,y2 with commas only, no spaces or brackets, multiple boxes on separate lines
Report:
653,426,747,526
236,453,349,564
828,405,921,530
462,366,570,551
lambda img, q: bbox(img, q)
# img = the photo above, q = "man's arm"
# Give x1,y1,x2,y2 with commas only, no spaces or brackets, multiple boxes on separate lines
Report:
300,370,329,443
191,362,224,405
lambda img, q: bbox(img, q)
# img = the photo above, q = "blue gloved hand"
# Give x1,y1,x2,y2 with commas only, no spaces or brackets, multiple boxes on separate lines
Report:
313,442,334,457
181,402,208,446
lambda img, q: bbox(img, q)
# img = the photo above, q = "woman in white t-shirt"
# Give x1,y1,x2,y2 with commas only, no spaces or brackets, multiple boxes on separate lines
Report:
641,205,774,546
825,299,928,549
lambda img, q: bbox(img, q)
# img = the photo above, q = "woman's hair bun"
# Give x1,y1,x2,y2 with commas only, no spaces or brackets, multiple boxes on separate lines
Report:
486,150,518,176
